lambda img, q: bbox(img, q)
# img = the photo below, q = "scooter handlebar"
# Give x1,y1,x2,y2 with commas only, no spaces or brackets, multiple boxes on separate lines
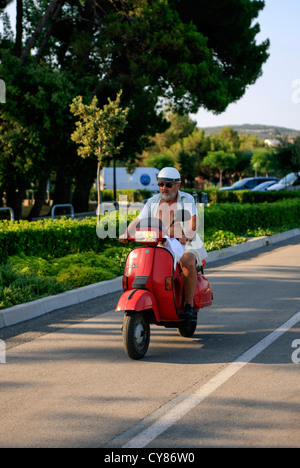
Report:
118,236,134,243
118,234,166,245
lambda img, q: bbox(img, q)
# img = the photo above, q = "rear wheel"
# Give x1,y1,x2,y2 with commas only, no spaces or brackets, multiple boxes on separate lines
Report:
122,312,150,360
177,319,197,338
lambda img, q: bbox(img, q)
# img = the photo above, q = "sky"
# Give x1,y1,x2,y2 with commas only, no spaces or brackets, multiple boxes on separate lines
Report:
3,0,300,130
192,0,300,130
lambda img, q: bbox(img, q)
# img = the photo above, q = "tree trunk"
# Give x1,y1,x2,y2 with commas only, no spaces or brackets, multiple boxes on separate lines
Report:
50,172,73,216
20,0,65,64
72,157,97,213
72,178,93,214
5,185,26,220
0,186,4,207
27,175,49,220
34,0,64,64
14,0,23,57
219,168,223,188
97,162,101,223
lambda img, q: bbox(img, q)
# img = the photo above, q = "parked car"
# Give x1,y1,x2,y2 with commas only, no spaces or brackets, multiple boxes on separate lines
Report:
251,180,278,192
267,172,300,191
219,177,279,191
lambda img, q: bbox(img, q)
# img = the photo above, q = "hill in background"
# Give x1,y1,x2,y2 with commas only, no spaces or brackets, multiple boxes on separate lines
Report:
200,124,300,140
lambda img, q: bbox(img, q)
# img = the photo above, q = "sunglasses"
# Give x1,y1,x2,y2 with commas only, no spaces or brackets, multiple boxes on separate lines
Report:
158,182,176,188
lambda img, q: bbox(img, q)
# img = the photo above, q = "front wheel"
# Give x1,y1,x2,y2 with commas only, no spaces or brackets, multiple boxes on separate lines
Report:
122,312,150,360
177,319,197,338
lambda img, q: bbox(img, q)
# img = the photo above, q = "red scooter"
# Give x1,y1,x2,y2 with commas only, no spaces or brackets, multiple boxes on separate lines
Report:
116,211,213,359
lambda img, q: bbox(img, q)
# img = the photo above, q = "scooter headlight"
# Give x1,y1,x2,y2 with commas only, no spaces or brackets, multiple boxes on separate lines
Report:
135,230,158,242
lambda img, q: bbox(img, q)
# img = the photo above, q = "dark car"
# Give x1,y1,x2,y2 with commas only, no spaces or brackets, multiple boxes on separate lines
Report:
219,177,279,191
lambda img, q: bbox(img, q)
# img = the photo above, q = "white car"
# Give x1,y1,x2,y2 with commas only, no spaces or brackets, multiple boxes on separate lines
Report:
252,180,278,191
267,172,300,191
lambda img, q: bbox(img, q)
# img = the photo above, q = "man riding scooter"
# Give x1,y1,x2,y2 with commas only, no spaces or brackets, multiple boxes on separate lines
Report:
119,167,207,321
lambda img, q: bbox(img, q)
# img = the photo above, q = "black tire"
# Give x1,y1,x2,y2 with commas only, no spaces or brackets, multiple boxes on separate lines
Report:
177,319,197,338
122,312,150,360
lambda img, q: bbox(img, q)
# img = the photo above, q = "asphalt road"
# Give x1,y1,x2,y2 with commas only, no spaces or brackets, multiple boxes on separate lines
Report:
0,237,299,448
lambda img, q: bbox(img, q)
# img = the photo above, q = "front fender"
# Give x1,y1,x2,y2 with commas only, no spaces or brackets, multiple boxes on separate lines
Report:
116,289,159,321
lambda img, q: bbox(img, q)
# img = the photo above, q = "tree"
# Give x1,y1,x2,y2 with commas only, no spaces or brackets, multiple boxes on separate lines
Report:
0,49,76,219
21,0,269,142
20,0,65,64
172,0,270,106
275,139,300,175
251,149,275,176
144,153,175,171
292,137,300,171
0,119,42,219
178,149,197,187
70,91,128,221
201,150,236,187
0,0,269,213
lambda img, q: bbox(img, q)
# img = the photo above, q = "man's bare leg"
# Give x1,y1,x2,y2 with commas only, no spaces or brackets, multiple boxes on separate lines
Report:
179,252,197,319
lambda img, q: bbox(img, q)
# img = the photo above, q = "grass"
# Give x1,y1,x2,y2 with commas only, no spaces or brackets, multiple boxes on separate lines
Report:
0,263,67,310
0,246,132,309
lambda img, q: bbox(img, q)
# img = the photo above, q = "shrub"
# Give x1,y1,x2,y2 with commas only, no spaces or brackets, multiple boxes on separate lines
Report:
204,198,300,234
6,247,132,291
0,198,299,309
0,263,67,309
204,230,246,252
183,187,300,204
0,214,138,261
0,217,110,260
100,189,151,202
0,199,299,261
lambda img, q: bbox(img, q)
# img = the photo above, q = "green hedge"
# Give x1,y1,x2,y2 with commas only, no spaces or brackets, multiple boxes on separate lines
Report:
1,199,299,309
204,198,300,234
0,231,246,309
0,199,299,261
8,247,131,287
183,187,300,204
91,188,152,202
0,217,106,260
0,263,67,309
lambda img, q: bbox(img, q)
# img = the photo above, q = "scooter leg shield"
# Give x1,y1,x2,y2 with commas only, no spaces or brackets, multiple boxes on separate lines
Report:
116,289,160,321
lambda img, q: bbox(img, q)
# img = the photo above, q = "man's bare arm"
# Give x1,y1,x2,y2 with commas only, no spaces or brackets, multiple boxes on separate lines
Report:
119,216,141,242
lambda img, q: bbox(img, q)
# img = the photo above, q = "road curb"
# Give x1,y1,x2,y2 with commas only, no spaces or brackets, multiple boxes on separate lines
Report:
0,276,123,328
1,228,299,328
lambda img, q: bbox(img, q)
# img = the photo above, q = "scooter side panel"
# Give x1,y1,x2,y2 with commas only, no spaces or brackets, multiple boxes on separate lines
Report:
194,274,213,308
173,268,184,311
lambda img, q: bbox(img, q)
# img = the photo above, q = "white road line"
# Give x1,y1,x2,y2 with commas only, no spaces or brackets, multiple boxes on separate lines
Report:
122,310,300,448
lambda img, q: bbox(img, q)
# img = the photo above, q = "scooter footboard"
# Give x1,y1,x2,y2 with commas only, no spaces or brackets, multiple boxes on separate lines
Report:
116,289,160,321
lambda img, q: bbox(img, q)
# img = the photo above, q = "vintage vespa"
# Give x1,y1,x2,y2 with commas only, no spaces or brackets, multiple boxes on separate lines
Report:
116,211,213,359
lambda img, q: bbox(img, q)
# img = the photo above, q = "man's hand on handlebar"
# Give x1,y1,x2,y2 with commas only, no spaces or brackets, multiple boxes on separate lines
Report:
119,217,141,243
119,232,129,243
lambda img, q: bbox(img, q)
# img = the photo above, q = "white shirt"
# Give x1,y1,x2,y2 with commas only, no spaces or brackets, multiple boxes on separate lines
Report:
138,190,207,265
